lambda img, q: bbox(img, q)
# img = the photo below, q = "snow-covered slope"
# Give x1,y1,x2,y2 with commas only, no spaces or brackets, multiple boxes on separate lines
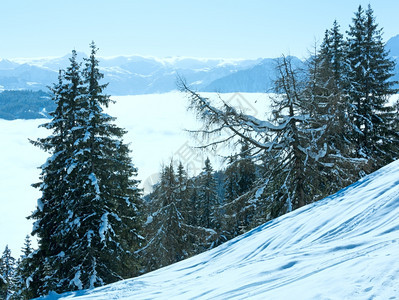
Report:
41,160,399,299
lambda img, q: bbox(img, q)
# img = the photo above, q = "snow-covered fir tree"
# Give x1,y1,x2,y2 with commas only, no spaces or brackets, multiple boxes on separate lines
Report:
142,163,186,271
224,156,240,204
27,43,143,297
305,24,363,196
222,142,258,238
142,162,216,272
187,177,201,226
236,142,256,194
27,50,85,296
11,235,34,300
198,158,218,229
320,20,347,88
176,162,190,221
345,5,399,170
0,245,16,299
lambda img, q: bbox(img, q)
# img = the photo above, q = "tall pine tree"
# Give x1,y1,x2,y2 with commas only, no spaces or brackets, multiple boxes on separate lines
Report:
142,163,186,271
306,22,362,196
198,158,218,229
11,235,34,300
142,162,215,272
224,156,240,203
346,5,399,170
28,44,143,297
0,245,16,299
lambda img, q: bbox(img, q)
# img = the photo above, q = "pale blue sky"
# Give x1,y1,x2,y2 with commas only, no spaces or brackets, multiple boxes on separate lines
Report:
0,0,398,59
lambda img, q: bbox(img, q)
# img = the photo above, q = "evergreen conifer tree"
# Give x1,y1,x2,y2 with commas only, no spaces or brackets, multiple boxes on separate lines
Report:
237,142,256,194
27,58,80,295
187,177,200,226
224,156,240,203
143,161,219,271
320,20,347,88
198,158,218,229
142,163,189,271
176,162,190,220
0,245,16,299
306,22,363,196
11,235,34,300
28,44,143,297
346,5,399,169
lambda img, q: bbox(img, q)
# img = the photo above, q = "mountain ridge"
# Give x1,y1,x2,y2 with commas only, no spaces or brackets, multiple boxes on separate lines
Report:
2,54,266,95
0,32,396,95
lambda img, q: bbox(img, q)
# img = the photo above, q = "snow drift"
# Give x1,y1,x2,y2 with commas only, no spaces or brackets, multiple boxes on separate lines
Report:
41,160,399,299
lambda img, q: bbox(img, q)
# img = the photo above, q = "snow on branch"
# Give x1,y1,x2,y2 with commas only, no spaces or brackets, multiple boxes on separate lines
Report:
178,78,277,152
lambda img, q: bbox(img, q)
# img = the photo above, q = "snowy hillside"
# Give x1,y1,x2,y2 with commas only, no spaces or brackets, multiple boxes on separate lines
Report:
40,159,399,299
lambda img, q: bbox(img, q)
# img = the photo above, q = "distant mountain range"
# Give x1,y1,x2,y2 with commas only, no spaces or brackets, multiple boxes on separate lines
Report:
0,35,398,96
0,53,284,95
386,34,399,84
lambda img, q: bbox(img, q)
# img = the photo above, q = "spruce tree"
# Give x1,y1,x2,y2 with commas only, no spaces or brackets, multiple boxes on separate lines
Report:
12,236,34,300
320,20,347,88
176,162,190,221
306,22,362,196
187,177,200,226
143,161,220,271
27,59,79,296
223,156,245,239
142,163,185,271
237,142,256,194
224,156,240,203
198,158,218,229
28,44,143,297
346,5,399,169
0,245,16,299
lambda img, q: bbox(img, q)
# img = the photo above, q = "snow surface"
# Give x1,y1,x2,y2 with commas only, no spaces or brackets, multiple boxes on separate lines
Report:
0,92,268,256
38,159,399,299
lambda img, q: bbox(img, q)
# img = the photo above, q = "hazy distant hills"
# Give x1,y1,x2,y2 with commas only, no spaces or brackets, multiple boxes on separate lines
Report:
0,90,55,120
0,34,398,97
204,57,307,93
386,34,399,85
0,54,313,95
386,34,399,57
0,54,274,95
